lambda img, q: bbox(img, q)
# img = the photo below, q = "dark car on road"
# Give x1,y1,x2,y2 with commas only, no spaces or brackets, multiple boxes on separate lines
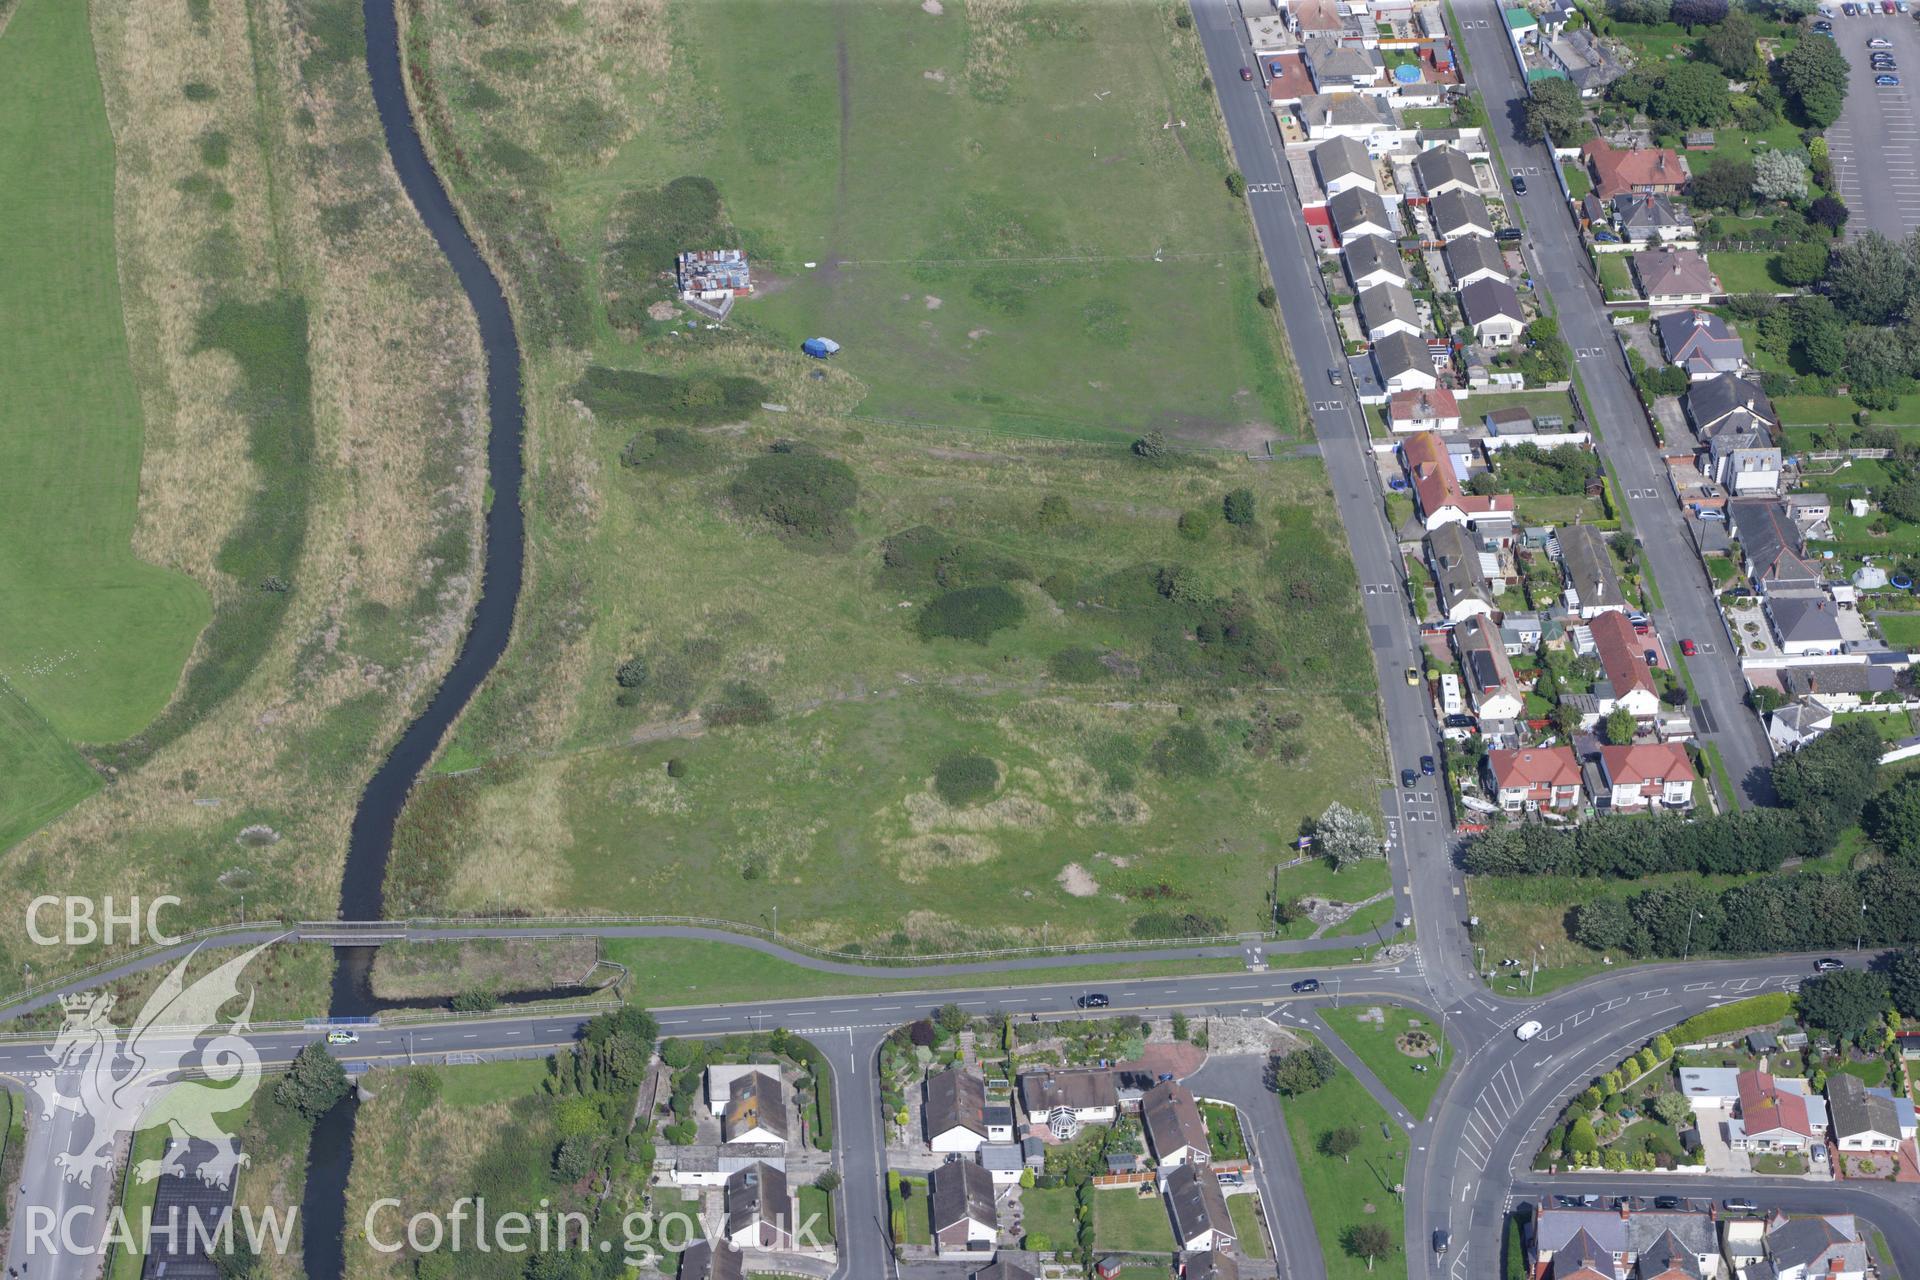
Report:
1815,957,1846,971
1433,1231,1450,1255
1240,66,1254,80
1077,993,1110,1009
1512,174,1528,194
1292,978,1321,993
1402,767,1419,788
1421,754,1437,775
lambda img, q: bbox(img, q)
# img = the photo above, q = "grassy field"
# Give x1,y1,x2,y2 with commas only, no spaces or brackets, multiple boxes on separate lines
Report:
0,681,98,853
1280,1033,1411,1280
396,425,1384,951
1319,1003,1450,1118
1093,1185,1176,1252
409,0,1300,445
0,0,209,750
1707,251,1785,296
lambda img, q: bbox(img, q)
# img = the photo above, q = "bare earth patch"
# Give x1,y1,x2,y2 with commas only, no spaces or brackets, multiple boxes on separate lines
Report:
922,0,944,13
1056,861,1099,896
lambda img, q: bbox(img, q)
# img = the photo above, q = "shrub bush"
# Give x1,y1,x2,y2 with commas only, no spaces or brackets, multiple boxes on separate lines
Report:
620,426,722,473
934,753,1000,806
728,451,859,544
1047,646,1107,682
577,365,768,425
704,681,774,728
666,757,688,778
1149,723,1220,778
916,584,1026,643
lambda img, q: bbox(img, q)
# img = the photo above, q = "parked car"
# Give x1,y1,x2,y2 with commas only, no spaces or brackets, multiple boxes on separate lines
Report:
1496,227,1524,242
1654,1196,1684,1210
1402,767,1419,788
1444,713,1477,728
1879,73,1902,83
1681,638,1697,656
1329,367,1344,385
1512,174,1528,195
1815,957,1847,971
1871,33,1894,43
1077,992,1111,1008
1843,4,1856,15
1421,754,1437,775
1724,1200,1759,1214
1884,2,1895,15
1240,65,1254,80
1407,666,1421,686
1877,58,1899,68
1292,978,1321,993
1644,649,1659,666
1515,1020,1543,1041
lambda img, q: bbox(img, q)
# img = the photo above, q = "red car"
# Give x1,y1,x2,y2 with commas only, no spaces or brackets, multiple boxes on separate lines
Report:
1680,638,1698,656
1240,66,1254,81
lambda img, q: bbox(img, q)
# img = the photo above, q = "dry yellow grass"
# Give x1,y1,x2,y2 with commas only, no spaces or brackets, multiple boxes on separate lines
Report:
0,0,485,992
370,936,599,999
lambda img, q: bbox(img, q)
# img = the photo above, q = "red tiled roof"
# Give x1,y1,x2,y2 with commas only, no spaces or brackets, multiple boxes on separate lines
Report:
1581,138,1689,200
1490,747,1581,790
1590,610,1656,698
1389,387,1461,423
1600,742,1694,789
1459,494,1516,516
1402,431,1462,516
1736,1070,1814,1138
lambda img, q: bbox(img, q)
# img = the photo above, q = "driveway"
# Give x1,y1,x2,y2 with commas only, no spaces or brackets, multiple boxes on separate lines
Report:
1824,10,1920,237
1187,1053,1327,1280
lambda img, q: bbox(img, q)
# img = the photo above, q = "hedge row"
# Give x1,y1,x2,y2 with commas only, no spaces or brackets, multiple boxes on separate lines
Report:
1673,993,1797,1045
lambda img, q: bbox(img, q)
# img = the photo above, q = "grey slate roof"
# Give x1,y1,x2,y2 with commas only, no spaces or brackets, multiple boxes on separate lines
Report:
1826,1073,1902,1141
1783,664,1896,697
1460,277,1524,327
970,1262,1038,1280
1357,280,1420,335
1687,373,1777,438
1729,499,1820,588
1344,234,1405,285
1181,1251,1242,1280
1330,185,1391,239
1431,521,1493,614
1414,144,1478,196
1313,135,1374,188
1370,330,1433,382
724,1162,790,1242
1613,192,1693,235
1656,309,1744,370
926,1066,988,1140
1430,188,1492,238
1306,36,1380,82
930,1159,997,1232
1767,1215,1866,1277
1559,523,1626,612
1140,1081,1211,1162
1446,234,1509,285
1164,1163,1234,1246
678,1240,745,1280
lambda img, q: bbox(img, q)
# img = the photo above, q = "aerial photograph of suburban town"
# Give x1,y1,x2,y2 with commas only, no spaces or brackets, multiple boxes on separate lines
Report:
5,0,1920,1279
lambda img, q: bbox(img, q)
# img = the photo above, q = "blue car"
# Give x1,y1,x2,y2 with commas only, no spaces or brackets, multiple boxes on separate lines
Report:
1879,74,1902,85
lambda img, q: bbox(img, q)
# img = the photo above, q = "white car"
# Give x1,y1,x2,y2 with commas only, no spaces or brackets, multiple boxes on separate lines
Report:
1515,1020,1543,1041
326,1029,359,1045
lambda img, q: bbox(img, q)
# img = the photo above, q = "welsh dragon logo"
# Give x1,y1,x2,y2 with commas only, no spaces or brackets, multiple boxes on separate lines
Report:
37,941,272,1191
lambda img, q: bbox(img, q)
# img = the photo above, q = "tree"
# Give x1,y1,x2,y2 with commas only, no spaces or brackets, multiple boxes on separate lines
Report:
1257,286,1277,309
1603,707,1638,746
936,1003,970,1034
1702,8,1760,78
1037,493,1071,528
1226,171,1247,198
1796,970,1892,1042
1779,35,1851,127
1790,295,1847,376
1345,1224,1394,1271
275,1041,351,1120
1653,1091,1694,1127
1773,240,1829,288
1772,720,1886,834
1223,488,1257,526
1321,1125,1363,1163
1651,62,1732,129
1613,0,1672,22
554,1134,600,1182
815,1169,842,1192
1891,947,1920,1019
1523,77,1587,144
1830,232,1919,326
615,657,648,688
1810,194,1850,233
1315,801,1382,870
1751,149,1810,203
1269,1044,1339,1095
1551,702,1582,740
1846,326,1912,407
1690,158,1757,211
1132,430,1167,460
1565,1115,1600,1159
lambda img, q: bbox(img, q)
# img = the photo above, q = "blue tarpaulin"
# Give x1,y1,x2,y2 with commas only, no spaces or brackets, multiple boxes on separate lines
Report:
802,337,841,358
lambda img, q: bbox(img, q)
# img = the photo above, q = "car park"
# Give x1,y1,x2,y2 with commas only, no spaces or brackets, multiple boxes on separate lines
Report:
1515,1020,1543,1040
1815,957,1847,971
1077,993,1110,1008
1292,978,1321,993
1421,754,1436,775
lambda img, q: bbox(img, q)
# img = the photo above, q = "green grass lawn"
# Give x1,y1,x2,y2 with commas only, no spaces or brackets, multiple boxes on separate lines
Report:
1562,161,1591,200
1280,1034,1411,1280
1879,613,1920,649
1404,107,1457,128
1874,1229,1901,1280
1094,1185,1176,1252
1750,1152,1807,1174
429,1057,554,1106
1707,250,1786,295
105,1126,169,1280
798,1184,836,1244
1319,1003,1450,1118
1615,1118,1685,1161
1202,1102,1249,1161
1608,20,1695,63
1837,1058,1889,1087
890,1176,934,1246
0,0,208,831
1465,389,1580,423
1597,252,1636,300
1778,393,1920,429
1516,495,1604,526
1229,1192,1269,1258
407,430,1385,951
1021,1184,1076,1249
1832,710,1915,743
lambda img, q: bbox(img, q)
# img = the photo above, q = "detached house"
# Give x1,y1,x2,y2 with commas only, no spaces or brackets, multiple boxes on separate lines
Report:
1730,1070,1823,1152
1634,247,1717,307
1312,136,1378,199
1687,373,1777,441
1141,1082,1211,1169
678,1240,746,1280
723,1163,793,1250
1655,310,1744,380
1598,742,1695,810
1298,92,1398,143
1429,188,1493,240
1356,281,1423,340
1826,1074,1909,1152
1388,386,1461,433
1304,36,1381,92
1459,277,1525,346
1729,499,1822,596
1558,524,1628,617
1429,521,1495,623
1459,615,1526,722
1446,234,1509,289
930,1159,998,1258
1590,610,1662,720
1018,1068,1118,1128
1487,746,1583,811
1329,186,1394,246
1612,192,1695,244
1546,28,1624,97
1581,139,1689,201
1163,1164,1236,1254
1180,1252,1241,1280
926,1066,1013,1153
1344,235,1408,291
710,1068,790,1145
1372,330,1442,393
1767,595,1844,657
1401,431,1515,530
1413,144,1478,199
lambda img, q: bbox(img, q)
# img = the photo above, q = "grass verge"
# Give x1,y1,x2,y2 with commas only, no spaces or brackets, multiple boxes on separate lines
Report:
1280,1033,1411,1280
1318,1003,1450,1118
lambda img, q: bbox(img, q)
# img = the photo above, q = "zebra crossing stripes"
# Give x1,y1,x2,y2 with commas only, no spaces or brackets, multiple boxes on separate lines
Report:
1459,1060,1524,1171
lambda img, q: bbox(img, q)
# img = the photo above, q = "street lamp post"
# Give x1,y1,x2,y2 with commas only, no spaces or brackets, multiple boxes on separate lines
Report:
1682,910,1703,962
1857,901,1867,952
1529,943,1543,995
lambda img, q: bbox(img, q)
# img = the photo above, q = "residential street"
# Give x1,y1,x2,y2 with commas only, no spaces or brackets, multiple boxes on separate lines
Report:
1445,0,1778,805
